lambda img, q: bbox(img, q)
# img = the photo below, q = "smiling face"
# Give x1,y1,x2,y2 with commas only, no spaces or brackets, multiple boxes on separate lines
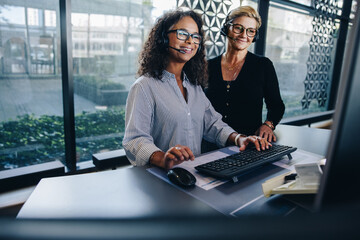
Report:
227,16,257,51
167,16,200,63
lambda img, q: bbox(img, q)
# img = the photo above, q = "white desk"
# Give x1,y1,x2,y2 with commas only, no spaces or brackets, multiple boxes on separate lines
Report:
275,124,330,156
17,167,219,219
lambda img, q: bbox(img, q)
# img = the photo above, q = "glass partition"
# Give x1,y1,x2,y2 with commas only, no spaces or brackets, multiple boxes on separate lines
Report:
0,0,63,170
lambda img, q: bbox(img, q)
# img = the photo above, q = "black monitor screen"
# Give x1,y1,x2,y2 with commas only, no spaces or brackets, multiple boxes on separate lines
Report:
315,7,360,211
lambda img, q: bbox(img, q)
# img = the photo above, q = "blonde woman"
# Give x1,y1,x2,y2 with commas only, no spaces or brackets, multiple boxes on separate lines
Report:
206,6,285,142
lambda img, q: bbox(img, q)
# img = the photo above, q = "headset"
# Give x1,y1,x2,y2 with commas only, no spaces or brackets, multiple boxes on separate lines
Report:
220,10,259,43
161,30,170,47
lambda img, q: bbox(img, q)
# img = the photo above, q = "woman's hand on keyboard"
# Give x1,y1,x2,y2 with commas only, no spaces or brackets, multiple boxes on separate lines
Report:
238,136,272,152
256,124,277,142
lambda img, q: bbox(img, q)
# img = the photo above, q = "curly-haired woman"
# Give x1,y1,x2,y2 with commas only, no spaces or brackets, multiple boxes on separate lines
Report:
123,9,271,170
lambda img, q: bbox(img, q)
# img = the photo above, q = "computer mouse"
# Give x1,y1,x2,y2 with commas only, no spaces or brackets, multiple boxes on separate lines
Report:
167,167,196,188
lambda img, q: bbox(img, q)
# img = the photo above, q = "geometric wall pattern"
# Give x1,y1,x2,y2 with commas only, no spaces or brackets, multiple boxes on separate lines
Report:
301,0,340,109
177,0,232,59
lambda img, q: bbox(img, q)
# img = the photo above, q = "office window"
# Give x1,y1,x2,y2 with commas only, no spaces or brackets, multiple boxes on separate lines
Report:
45,10,57,27
72,0,177,163
0,1,63,170
0,0,351,176
265,2,338,118
27,8,40,26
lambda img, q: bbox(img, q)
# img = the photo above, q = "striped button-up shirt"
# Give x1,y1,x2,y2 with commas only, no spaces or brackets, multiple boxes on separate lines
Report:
123,71,235,166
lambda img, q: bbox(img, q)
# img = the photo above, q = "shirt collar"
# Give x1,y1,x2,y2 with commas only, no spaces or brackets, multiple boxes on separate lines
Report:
161,70,190,86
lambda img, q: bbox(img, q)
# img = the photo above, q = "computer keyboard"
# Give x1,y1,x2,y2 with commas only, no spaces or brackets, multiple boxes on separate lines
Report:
195,144,297,182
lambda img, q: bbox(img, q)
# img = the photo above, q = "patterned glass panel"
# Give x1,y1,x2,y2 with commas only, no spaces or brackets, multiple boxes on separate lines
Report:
301,0,340,109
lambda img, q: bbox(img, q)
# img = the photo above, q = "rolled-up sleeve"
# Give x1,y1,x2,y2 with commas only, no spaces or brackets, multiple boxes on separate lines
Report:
122,81,160,166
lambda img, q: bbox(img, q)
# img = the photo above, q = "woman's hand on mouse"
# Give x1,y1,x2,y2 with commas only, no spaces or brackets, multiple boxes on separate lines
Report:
149,145,195,169
164,145,195,169
238,135,272,151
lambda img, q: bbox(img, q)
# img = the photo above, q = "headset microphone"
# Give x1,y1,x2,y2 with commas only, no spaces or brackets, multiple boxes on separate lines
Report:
169,46,186,54
227,35,237,42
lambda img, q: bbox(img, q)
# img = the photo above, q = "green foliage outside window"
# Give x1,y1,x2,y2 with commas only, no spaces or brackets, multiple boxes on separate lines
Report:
74,75,126,90
0,109,126,171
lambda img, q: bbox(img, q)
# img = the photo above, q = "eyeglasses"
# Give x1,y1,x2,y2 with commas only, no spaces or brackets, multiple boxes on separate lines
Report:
167,29,202,44
229,24,257,37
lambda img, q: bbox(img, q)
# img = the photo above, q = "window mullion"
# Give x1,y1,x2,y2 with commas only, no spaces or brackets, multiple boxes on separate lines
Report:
255,0,270,56
59,0,76,171
327,0,353,110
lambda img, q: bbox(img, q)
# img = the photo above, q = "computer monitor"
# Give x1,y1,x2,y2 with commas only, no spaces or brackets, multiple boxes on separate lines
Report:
314,7,360,211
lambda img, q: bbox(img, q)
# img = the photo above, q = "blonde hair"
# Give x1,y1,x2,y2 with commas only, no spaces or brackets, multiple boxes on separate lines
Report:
228,6,262,29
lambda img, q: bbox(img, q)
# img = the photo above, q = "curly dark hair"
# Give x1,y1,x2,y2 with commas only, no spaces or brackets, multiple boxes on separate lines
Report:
137,9,208,87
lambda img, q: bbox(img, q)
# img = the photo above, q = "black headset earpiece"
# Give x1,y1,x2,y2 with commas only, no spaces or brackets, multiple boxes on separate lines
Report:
252,31,259,42
220,24,228,36
220,11,232,37
162,30,169,46
159,18,169,47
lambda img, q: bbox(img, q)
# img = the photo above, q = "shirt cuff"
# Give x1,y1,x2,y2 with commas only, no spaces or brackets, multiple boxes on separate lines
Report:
218,126,236,147
126,142,161,167
138,144,162,166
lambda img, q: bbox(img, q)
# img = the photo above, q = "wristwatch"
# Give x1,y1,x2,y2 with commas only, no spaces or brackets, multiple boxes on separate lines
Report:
263,120,275,130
